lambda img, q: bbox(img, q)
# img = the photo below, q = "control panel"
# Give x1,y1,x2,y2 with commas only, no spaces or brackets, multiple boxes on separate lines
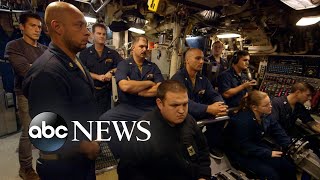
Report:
259,55,320,115
260,73,320,98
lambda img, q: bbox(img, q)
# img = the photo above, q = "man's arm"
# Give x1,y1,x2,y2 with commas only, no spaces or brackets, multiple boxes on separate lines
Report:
5,41,31,77
222,80,255,98
138,82,161,97
89,72,107,82
297,104,320,133
118,79,155,94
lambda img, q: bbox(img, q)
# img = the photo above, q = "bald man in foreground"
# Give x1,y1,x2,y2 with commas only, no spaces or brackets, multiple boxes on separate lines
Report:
23,2,99,179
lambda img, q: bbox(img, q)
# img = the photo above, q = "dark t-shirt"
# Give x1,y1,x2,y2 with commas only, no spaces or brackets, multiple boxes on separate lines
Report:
5,38,47,94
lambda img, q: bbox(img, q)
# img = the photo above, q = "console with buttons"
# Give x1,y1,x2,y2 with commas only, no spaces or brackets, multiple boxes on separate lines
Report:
259,55,320,115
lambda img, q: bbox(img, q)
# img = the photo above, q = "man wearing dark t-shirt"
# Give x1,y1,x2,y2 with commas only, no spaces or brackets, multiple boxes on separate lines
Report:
5,13,47,180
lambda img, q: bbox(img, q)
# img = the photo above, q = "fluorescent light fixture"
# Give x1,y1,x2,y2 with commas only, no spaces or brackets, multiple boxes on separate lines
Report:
84,16,97,23
296,16,320,26
128,27,145,34
280,0,319,10
217,33,241,39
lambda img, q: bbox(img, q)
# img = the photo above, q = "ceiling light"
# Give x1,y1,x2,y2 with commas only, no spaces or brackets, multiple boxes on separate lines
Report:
84,16,97,23
128,27,145,34
296,16,320,26
280,0,319,10
217,33,241,39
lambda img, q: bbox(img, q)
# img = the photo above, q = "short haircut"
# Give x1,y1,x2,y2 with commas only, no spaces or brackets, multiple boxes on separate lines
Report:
232,50,250,64
212,40,224,46
132,35,148,46
92,23,106,33
19,12,42,25
184,48,201,60
291,82,315,94
157,80,187,101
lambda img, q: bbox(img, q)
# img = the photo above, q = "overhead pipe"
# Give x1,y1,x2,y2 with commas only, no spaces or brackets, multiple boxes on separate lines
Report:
248,45,278,54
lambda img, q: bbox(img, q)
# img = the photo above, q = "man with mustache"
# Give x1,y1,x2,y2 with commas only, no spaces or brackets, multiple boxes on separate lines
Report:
79,23,122,115
100,35,164,157
23,2,100,179
100,35,163,121
5,12,47,180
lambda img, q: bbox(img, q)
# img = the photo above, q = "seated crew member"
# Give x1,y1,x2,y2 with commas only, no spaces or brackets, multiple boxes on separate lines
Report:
272,82,320,136
118,80,211,180
202,40,228,89
171,48,228,159
100,35,164,121
79,23,122,115
217,50,256,108
22,2,100,179
99,35,164,156
224,91,296,180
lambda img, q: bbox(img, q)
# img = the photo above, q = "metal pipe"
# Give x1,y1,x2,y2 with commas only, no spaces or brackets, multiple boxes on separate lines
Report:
145,23,174,35
169,21,181,78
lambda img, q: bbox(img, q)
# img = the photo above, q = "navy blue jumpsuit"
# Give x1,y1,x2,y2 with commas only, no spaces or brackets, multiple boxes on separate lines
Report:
79,45,122,115
225,110,296,180
272,96,315,137
217,68,248,108
171,68,225,150
99,57,164,157
202,55,228,89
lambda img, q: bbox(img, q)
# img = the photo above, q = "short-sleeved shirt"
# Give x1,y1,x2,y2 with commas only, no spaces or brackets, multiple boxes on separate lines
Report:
79,45,122,88
5,38,47,94
171,68,224,120
271,96,314,136
115,57,164,107
217,68,248,108
202,55,228,88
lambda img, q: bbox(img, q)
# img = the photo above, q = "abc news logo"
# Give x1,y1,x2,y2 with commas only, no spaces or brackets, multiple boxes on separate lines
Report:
29,112,151,152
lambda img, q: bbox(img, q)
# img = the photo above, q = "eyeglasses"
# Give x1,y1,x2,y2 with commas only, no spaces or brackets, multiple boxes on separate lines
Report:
259,102,272,108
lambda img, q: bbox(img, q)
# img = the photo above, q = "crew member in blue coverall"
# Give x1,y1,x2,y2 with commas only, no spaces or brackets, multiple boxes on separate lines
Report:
171,48,228,159
224,90,296,180
99,35,164,157
217,50,256,108
79,23,122,115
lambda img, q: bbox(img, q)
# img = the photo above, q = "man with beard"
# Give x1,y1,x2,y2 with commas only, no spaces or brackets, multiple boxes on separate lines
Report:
5,12,46,180
79,23,122,115
23,2,100,179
